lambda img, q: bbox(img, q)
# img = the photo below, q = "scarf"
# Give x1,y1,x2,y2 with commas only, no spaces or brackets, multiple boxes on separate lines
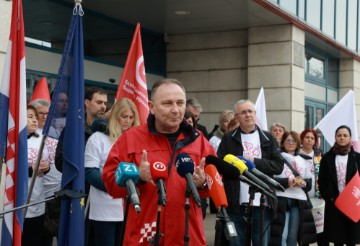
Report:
332,142,352,155
214,127,226,139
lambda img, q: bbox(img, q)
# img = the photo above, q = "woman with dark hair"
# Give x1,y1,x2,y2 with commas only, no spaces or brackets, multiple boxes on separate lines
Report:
300,128,321,198
22,105,50,246
318,125,360,245
270,131,316,246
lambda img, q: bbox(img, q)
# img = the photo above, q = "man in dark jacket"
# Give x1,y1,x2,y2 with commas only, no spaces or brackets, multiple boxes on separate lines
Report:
217,99,283,246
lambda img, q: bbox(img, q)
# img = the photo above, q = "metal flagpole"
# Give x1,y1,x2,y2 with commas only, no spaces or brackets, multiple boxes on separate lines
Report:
24,134,47,216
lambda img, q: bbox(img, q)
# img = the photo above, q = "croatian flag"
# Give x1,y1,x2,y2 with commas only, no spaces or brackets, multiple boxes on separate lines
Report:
315,90,359,151
116,23,149,124
255,87,268,131
0,0,28,245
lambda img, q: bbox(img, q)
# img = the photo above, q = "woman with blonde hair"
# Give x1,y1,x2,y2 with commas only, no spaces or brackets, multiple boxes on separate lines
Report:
84,98,140,246
209,109,234,152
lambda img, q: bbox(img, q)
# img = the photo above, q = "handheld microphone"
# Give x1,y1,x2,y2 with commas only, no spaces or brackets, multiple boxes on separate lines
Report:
205,155,275,199
237,156,285,192
204,164,228,208
115,162,141,213
175,153,202,207
150,161,168,206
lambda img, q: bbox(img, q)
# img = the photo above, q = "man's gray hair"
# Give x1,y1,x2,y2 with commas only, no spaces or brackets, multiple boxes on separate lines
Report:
233,99,255,113
186,98,203,112
30,99,50,109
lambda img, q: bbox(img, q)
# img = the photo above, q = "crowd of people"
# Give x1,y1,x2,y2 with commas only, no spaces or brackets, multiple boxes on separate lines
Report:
21,78,360,246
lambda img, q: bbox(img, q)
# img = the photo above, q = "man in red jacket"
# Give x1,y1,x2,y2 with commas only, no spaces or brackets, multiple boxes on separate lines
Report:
102,78,216,245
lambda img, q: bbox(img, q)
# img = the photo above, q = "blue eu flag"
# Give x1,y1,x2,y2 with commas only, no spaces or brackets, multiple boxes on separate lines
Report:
53,4,85,246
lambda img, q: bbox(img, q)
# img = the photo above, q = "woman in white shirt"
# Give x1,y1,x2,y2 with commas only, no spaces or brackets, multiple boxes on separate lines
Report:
209,109,234,152
22,105,50,246
270,131,316,246
85,98,140,246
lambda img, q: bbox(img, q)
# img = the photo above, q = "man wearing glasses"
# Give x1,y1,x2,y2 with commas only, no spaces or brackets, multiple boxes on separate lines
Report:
217,99,283,246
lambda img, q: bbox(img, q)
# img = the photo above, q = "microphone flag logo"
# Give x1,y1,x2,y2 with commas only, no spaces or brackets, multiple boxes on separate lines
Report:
153,161,166,171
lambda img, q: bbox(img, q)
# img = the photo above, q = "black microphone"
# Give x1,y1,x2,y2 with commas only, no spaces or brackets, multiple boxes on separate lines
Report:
237,156,285,192
115,162,141,213
205,155,276,199
175,153,202,207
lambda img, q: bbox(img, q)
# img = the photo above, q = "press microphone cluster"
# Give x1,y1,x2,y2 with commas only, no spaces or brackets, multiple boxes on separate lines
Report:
150,161,168,206
205,155,275,199
237,156,285,192
115,162,141,213
175,153,202,207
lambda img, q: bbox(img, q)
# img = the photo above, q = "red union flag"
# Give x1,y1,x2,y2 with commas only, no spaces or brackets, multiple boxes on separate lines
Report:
116,23,149,124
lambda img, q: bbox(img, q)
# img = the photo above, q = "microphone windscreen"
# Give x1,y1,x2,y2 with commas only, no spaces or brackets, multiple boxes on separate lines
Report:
205,165,228,208
224,154,248,174
237,156,256,170
175,153,194,178
205,155,240,180
150,161,168,181
115,162,139,187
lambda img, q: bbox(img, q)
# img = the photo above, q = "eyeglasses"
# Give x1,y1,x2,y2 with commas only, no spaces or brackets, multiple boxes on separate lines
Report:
285,139,297,144
235,109,254,116
38,112,48,116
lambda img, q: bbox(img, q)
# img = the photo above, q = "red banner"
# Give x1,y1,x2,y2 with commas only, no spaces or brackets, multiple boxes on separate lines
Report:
335,171,360,222
116,23,149,124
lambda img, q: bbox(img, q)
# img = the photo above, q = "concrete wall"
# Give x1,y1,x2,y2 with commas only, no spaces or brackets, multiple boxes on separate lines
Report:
167,30,249,131
248,24,305,132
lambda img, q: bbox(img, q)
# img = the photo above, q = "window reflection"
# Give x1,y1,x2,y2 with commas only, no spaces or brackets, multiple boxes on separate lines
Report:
306,54,324,79
348,0,357,50
279,0,297,15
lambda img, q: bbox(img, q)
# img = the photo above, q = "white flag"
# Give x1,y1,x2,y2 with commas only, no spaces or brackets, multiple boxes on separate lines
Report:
255,87,268,131
315,90,359,151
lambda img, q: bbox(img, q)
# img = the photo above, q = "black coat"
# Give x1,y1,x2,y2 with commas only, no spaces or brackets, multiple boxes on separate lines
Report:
318,147,360,244
269,195,317,246
217,126,283,214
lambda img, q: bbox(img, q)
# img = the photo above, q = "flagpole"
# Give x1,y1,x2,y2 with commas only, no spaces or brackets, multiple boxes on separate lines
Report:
24,134,47,216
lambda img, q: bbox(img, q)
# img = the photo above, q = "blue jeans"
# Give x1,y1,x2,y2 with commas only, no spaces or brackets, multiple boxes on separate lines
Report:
228,206,270,246
282,198,300,246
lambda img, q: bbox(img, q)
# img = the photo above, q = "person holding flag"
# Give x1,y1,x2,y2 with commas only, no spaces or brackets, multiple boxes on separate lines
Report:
318,125,360,245
22,105,50,246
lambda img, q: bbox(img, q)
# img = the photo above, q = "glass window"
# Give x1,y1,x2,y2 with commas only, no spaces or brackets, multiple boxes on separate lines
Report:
307,0,321,29
306,55,325,79
348,0,358,51
328,58,338,88
305,105,314,129
279,0,297,15
322,0,335,37
336,0,347,45
298,0,306,20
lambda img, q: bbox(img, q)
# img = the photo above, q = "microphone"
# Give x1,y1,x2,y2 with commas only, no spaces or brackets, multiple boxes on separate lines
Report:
175,153,202,207
115,162,141,213
205,155,276,199
150,161,168,206
223,154,273,193
205,155,241,180
204,164,228,208
237,156,285,192
205,165,237,239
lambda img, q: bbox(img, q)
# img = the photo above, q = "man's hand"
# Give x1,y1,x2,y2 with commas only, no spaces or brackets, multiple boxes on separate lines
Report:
193,158,206,188
138,150,152,182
